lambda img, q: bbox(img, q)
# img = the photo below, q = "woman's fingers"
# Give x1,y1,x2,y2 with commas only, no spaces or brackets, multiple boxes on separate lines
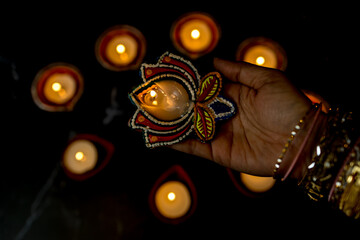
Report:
213,58,278,89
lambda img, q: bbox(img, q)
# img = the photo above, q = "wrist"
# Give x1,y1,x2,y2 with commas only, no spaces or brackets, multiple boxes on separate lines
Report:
275,104,326,180
272,103,359,218
298,108,358,206
289,110,328,180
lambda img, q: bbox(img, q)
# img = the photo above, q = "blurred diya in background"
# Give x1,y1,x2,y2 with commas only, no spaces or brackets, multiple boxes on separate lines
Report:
128,52,236,148
148,165,197,224
171,12,220,59
227,168,276,197
62,134,114,181
302,89,330,113
31,63,84,112
236,37,287,71
95,25,146,71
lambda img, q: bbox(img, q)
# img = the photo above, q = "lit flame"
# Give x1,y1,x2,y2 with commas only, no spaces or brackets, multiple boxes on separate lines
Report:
149,90,157,98
149,90,158,105
255,56,265,65
116,44,126,54
190,29,200,40
167,192,176,201
75,151,85,161
52,82,62,92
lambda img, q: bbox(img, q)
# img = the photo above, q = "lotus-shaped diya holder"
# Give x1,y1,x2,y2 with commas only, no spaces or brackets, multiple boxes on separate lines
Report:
129,52,235,148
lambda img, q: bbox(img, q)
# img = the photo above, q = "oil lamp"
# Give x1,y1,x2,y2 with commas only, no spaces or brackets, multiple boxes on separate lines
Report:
62,134,114,181
31,63,84,112
227,169,276,197
236,37,287,71
129,52,235,148
63,139,98,175
240,173,276,193
149,165,197,224
95,25,146,71
135,80,192,121
171,12,220,59
155,181,192,219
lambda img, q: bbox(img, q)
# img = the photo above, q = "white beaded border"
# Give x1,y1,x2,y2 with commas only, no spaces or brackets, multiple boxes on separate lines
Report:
207,96,236,121
144,125,195,148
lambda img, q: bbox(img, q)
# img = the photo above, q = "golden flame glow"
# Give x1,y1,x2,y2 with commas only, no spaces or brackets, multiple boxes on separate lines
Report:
137,80,191,121
154,181,191,219
51,82,62,92
75,151,85,161
116,44,126,54
167,192,176,201
190,29,200,39
149,90,157,98
255,56,265,65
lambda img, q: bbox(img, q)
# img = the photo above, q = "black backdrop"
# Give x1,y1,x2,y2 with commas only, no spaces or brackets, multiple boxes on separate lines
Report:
2,3,359,239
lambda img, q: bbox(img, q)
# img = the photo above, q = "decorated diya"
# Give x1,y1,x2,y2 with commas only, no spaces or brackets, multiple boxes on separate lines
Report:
129,52,235,148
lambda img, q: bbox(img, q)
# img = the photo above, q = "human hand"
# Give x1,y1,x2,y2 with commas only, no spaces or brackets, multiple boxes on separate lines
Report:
170,58,312,177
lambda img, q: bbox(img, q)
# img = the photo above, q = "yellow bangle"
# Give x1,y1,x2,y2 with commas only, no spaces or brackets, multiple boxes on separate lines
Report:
330,137,360,219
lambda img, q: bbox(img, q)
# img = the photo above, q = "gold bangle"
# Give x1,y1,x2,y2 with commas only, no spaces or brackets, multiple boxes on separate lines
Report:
330,138,360,219
301,108,356,202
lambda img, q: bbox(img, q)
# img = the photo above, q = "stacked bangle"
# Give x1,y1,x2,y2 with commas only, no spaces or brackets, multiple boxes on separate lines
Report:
297,107,360,218
329,137,360,219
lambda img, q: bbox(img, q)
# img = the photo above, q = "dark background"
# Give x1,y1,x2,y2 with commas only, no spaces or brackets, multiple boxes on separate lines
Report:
2,3,359,239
